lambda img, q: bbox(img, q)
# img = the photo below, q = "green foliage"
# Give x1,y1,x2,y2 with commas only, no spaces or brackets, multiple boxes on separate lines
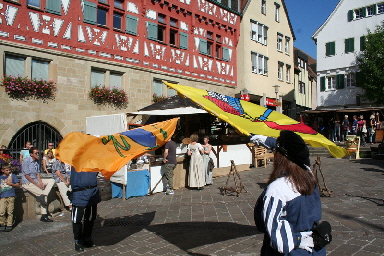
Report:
1,75,56,102
89,85,128,109
355,22,384,104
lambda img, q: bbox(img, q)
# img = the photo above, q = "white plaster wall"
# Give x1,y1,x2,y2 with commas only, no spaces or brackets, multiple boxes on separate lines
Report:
210,144,252,168
314,0,382,107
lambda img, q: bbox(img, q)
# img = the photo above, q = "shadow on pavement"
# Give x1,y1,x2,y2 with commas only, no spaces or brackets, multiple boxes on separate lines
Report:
146,222,259,253
350,159,384,173
92,211,156,246
328,210,384,232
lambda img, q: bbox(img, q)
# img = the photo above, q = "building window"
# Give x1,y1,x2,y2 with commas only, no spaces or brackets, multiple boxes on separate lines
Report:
345,37,354,53
346,73,356,87
251,52,268,75
153,79,176,97
298,57,306,69
83,1,97,25
216,44,222,59
216,35,221,43
325,41,335,56
251,21,268,45
97,8,108,26
207,31,213,40
170,18,178,27
354,8,363,19
379,3,384,14
99,0,108,4
327,76,336,90
278,62,283,81
261,0,266,15
277,33,283,52
169,29,177,46
32,59,49,80
91,68,123,88
5,54,49,80
113,13,122,30
126,14,139,35
285,37,290,55
28,0,41,8
299,81,305,94
286,65,291,82
114,0,123,9
367,5,374,16
275,3,280,22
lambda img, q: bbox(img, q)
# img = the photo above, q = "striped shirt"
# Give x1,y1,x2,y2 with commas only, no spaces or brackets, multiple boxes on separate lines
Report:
257,177,324,255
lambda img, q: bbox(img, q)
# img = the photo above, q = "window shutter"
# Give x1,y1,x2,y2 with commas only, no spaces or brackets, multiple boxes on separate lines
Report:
336,74,344,89
348,10,354,21
46,0,61,15
199,39,208,55
320,76,326,91
146,21,158,41
126,14,138,35
326,42,330,56
345,39,349,53
331,42,335,55
222,47,229,61
360,36,366,51
362,7,367,17
373,4,377,15
179,32,188,49
349,38,354,52
83,1,96,25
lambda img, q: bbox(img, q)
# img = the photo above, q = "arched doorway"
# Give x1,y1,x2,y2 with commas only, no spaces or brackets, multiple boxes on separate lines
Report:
8,121,63,160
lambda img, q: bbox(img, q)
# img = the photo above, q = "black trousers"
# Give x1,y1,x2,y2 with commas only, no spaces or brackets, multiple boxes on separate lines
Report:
72,204,97,242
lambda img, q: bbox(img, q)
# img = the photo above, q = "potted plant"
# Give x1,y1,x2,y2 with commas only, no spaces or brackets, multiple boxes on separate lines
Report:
88,85,128,109
152,93,168,103
1,75,57,102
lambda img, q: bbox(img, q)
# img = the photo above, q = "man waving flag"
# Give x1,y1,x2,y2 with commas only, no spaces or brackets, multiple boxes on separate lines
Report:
164,82,347,158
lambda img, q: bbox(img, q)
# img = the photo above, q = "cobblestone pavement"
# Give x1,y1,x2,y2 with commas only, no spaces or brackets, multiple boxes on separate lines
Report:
1,157,383,256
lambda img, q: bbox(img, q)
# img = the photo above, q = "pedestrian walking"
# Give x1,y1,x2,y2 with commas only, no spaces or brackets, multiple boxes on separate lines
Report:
163,137,177,195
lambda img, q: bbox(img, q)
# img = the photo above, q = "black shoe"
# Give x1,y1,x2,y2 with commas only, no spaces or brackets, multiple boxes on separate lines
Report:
0,224,5,232
36,195,48,206
83,240,96,248
40,216,53,222
75,242,84,252
4,226,12,232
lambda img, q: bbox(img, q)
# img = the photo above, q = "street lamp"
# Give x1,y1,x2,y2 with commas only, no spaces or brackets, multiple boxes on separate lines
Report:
273,85,280,102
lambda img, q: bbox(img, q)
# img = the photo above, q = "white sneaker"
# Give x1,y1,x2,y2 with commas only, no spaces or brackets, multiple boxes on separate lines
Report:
168,190,174,195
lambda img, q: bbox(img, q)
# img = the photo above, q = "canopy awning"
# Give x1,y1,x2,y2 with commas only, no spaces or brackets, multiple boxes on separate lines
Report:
302,107,384,114
127,95,208,116
129,107,207,115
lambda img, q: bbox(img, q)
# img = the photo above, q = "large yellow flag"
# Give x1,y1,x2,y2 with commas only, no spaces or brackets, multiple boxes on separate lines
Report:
165,82,347,158
56,118,179,179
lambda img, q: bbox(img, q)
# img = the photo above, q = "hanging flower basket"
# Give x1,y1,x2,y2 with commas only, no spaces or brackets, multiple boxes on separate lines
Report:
1,75,57,102
152,93,169,103
88,85,128,109
0,154,21,173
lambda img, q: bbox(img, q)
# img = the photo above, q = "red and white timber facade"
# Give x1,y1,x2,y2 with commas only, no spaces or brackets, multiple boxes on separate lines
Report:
0,0,239,86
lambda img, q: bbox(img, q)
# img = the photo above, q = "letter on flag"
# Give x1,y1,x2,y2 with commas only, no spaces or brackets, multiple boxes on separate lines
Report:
164,82,347,158
56,118,179,179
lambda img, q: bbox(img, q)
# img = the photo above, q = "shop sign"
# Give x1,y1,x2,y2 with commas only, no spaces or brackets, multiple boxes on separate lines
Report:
240,94,250,101
266,97,279,106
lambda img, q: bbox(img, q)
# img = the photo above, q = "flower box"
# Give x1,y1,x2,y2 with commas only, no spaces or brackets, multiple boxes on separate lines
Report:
89,85,128,109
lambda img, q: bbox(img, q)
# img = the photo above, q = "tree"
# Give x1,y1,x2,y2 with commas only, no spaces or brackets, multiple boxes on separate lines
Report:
355,22,384,104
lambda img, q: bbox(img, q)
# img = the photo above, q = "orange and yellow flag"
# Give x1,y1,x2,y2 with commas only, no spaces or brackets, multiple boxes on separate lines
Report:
164,82,347,158
56,118,179,179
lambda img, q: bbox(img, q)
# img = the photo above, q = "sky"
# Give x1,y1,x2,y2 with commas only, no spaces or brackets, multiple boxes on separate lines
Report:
284,0,340,59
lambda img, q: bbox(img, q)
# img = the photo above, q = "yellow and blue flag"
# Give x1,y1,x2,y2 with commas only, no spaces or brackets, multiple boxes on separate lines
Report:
56,118,179,179
164,82,347,158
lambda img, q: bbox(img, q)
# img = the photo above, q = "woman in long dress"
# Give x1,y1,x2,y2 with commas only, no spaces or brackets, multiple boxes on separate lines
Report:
202,136,213,185
187,134,205,189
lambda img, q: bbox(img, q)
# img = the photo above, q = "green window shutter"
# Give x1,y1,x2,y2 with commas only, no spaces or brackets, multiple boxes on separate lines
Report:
348,10,354,21
326,42,330,56
222,47,229,61
355,72,363,87
46,0,61,15
83,1,96,25
336,74,345,89
146,21,158,41
362,7,367,17
199,39,208,55
179,32,188,49
320,76,326,91
126,14,138,35
360,36,366,51
331,42,335,55
373,4,377,15
349,38,354,52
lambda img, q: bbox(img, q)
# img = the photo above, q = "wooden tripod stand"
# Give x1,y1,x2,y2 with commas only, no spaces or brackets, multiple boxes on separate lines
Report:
312,156,333,197
220,160,247,197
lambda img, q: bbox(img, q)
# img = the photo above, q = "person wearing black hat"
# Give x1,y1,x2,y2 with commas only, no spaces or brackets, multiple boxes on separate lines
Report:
254,130,328,255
